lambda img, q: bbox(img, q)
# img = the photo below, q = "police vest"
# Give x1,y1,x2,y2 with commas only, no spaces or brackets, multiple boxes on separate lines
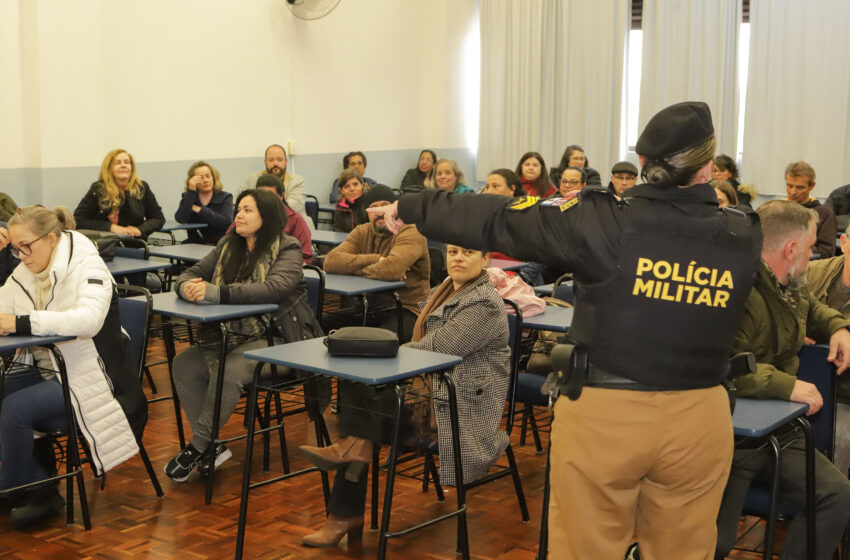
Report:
568,197,762,390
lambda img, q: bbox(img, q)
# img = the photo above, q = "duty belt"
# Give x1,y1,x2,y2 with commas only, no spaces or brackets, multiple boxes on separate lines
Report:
585,365,662,392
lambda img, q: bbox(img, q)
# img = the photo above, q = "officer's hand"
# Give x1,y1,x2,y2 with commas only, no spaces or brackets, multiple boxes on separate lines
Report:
827,328,850,374
366,201,403,234
789,379,823,415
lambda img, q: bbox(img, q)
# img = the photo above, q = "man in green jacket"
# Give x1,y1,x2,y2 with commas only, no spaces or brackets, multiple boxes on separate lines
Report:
807,227,850,317
716,200,850,560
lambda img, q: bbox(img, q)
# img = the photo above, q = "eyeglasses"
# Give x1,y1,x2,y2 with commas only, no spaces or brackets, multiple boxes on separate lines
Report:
561,179,583,187
10,233,47,258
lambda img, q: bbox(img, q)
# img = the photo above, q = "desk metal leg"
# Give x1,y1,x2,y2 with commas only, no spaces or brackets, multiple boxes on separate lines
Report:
235,364,262,560
764,434,782,560
795,416,816,560
162,319,186,448
378,384,408,560
440,373,470,559
51,345,92,530
205,323,228,505
538,438,551,560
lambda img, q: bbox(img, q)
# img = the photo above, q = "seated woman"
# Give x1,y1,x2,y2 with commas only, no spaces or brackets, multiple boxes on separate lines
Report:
174,160,234,245
74,148,165,239
333,169,369,233
558,167,588,199
515,152,556,198
164,189,324,482
434,159,475,194
712,179,738,208
298,244,510,547
400,149,437,193
0,206,144,528
0,192,18,222
550,144,602,187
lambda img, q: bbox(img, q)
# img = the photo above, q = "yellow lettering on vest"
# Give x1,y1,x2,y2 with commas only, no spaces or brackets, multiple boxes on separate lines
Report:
695,288,713,306
653,281,663,299
653,260,671,280
684,285,700,303
660,282,676,301
694,267,710,285
714,290,730,308
686,261,696,283
674,284,684,302
671,263,686,283
636,258,653,276
710,268,718,287
716,270,734,289
633,278,654,296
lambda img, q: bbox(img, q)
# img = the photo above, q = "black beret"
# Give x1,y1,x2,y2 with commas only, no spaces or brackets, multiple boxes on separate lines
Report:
361,184,396,208
256,173,285,192
635,101,714,159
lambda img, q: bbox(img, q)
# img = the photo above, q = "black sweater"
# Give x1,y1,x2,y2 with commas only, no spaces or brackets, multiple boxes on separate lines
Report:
174,190,234,245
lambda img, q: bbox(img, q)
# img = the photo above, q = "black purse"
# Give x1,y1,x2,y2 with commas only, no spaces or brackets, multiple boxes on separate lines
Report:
323,327,399,357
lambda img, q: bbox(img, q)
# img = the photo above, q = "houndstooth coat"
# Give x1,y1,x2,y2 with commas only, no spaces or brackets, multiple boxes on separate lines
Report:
406,273,511,486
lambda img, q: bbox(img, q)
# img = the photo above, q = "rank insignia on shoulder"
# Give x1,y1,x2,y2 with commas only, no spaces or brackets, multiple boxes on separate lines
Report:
541,197,578,212
509,195,540,211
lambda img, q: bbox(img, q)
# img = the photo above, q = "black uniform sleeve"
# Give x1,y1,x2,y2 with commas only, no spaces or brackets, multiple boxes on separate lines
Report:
398,189,590,271
73,183,112,231
137,182,165,237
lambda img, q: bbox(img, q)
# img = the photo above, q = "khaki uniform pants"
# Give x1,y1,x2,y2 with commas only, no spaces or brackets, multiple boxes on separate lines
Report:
548,385,733,560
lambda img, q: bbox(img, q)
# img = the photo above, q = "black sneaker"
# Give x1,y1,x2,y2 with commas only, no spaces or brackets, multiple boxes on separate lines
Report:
197,443,232,478
164,444,204,482
625,542,641,560
8,487,65,529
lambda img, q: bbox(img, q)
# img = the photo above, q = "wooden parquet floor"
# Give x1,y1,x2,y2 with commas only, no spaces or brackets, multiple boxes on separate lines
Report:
0,336,781,559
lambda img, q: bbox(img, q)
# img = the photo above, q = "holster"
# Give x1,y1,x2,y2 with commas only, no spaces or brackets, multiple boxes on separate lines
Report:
543,343,589,401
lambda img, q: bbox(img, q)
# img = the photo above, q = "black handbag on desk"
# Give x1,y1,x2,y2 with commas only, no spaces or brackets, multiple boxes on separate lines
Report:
77,229,120,261
324,327,399,357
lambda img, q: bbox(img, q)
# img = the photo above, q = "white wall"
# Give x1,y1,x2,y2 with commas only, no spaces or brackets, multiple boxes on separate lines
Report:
0,0,480,213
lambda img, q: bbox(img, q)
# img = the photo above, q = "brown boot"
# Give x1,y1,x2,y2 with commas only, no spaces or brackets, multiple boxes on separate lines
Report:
299,436,373,482
301,514,364,548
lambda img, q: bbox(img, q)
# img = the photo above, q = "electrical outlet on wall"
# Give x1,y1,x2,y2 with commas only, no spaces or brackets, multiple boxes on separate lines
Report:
287,139,296,155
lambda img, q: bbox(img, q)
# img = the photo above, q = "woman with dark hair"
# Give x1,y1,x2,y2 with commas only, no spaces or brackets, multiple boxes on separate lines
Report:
174,160,234,245
712,179,738,208
333,168,370,233
483,168,526,197
164,189,323,482
400,149,438,193
550,144,602,187
515,152,556,198
712,154,755,208
74,148,165,239
299,243,510,548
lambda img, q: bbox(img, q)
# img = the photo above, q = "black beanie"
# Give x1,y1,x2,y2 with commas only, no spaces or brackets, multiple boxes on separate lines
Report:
635,101,714,159
361,184,396,208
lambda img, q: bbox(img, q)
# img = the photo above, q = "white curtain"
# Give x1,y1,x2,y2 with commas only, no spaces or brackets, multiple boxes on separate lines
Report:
743,0,850,197
478,0,630,182
638,0,742,158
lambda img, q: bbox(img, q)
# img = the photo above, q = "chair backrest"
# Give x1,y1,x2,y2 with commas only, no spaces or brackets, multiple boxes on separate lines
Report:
116,238,149,259
117,285,153,381
553,273,574,304
305,194,319,229
428,246,448,287
302,264,325,322
796,344,838,459
503,299,523,434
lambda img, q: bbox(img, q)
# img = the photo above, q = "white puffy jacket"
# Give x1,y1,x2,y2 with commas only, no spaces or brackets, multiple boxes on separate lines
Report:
0,230,138,474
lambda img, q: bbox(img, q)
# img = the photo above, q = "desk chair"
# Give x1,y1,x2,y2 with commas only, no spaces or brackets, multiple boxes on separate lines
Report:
303,264,325,324
305,194,320,229
0,340,91,529
369,299,530,535
737,344,835,560
552,273,574,304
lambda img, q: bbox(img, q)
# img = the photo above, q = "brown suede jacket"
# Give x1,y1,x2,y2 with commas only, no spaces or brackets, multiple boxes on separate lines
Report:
323,223,430,315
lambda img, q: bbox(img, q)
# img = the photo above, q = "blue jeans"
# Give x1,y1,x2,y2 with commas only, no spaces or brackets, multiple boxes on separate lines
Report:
0,370,67,490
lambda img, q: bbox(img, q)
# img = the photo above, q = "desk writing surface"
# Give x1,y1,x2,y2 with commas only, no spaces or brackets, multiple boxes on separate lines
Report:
107,257,172,276
311,230,349,246
323,274,406,296
244,338,462,385
149,243,214,263
136,292,278,322
533,284,554,297
162,221,208,232
0,334,76,352
732,399,808,438
521,305,573,333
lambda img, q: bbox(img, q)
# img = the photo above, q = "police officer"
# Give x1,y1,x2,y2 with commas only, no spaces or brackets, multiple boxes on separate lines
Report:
369,102,762,559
